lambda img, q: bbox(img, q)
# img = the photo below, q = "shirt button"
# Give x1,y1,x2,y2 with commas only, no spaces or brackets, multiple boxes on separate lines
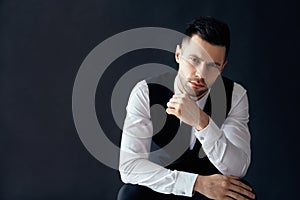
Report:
200,136,204,140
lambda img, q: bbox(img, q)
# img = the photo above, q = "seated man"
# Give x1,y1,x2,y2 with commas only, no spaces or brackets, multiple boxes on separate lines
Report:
118,16,256,200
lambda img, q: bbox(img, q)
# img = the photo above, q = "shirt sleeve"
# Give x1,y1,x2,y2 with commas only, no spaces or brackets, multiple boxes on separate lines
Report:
193,83,251,177
119,80,198,197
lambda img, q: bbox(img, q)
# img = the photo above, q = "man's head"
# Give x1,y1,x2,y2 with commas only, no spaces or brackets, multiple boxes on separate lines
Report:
175,16,230,99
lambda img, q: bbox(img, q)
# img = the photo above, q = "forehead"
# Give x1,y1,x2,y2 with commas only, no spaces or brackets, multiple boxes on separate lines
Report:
182,35,226,63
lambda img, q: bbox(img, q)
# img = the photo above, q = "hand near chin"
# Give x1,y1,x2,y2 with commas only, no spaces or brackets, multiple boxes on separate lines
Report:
166,93,209,130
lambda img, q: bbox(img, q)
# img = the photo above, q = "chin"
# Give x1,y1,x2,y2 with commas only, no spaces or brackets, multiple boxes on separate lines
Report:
192,89,208,98
185,88,205,98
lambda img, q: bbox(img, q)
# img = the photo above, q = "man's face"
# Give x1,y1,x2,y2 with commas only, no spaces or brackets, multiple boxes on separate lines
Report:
175,35,227,99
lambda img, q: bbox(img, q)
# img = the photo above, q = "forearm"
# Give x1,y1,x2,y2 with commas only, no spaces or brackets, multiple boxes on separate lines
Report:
119,80,198,196
206,133,250,177
119,141,198,196
195,118,251,177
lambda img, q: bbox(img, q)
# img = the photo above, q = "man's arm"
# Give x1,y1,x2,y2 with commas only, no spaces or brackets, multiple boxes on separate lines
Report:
166,83,255,199
166,83,251,177
119,81,197,197
197,83,251,177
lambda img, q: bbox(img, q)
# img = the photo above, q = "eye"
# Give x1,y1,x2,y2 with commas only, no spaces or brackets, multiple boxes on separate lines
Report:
189,57,200,66
207,63,217,69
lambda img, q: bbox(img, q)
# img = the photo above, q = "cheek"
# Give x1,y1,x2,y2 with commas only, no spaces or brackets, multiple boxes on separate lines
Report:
178,64,194,78
206,73,219,87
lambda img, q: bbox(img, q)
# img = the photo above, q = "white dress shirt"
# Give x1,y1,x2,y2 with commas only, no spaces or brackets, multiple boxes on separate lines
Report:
119,75,251,197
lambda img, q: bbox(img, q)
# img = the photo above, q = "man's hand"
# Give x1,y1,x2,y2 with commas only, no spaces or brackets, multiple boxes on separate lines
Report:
194,174,256,200
166,93,209,130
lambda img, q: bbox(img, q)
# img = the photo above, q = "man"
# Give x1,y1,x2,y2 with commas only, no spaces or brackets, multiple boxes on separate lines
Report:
118,16,256,200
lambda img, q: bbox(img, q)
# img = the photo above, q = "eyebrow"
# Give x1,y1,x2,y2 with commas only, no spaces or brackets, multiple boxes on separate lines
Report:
189,54,222,66
211,62,221,66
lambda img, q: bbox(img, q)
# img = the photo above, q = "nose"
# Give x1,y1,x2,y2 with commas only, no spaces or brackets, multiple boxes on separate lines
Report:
195,62,207,79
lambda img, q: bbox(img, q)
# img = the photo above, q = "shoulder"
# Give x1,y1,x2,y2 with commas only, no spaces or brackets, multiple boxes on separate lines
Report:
231,81,248,107
146,71,176,90
129,80,149,102
233,82,247,97
129,71,176,103
222,76,247,96
131,80,148,93
126,80,150,115
221,76,248,107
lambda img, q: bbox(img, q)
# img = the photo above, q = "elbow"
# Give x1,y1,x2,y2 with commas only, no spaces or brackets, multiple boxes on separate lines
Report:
238,148,251,178
119,149,148,184
236,165,248,178
231,153,251,178
119,171,130,184
119,162,134,184
119,160,131,184
221,150,251,178
224,161,249,178
231,144,251,178
119,157,138,184
239,156,251,178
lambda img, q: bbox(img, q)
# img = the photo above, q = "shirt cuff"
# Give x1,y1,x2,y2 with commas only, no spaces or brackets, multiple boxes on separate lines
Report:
193,117,222,149
173,171,198,197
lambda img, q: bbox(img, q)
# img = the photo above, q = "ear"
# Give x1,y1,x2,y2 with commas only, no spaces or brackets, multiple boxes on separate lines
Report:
219,60,227,73
175,45,181,63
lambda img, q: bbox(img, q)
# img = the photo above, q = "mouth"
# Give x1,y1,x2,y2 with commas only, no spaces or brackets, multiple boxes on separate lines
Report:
188,81,205,88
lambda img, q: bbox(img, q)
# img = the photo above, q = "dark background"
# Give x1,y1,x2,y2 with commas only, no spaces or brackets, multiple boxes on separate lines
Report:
1,0,299,199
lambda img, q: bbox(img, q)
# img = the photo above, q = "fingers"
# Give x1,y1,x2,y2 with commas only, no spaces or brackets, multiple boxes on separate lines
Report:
226,190,247,200
166,107,177,116
168,95,183,104
223,197,234,200
172,93,185,98
167,93,190,106
227,184,255,199
166,105,181,118
225,176,255,199
227,190,255,200
229,177,253,192
166,93,200,127
166,94,183,116
166,101,178,109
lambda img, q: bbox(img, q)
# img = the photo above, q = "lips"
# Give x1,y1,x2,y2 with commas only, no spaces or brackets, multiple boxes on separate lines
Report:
189,81,205,88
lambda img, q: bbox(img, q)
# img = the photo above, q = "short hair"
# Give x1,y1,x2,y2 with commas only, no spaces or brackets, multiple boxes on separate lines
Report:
185,16,231,60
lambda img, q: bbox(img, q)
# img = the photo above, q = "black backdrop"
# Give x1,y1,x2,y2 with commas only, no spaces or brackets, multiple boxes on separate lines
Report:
1,0,299,199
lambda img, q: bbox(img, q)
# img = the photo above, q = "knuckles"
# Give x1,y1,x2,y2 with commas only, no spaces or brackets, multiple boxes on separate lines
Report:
221,180,230,189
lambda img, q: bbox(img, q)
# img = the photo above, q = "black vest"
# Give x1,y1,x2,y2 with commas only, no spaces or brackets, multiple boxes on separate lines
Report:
146,72,234,175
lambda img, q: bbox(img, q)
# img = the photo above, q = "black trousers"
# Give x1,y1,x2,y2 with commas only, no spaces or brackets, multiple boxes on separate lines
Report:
117,184,209,200
118,180,257,200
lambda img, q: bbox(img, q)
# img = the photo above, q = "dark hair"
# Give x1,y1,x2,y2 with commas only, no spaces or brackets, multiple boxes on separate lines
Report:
185,16,230,60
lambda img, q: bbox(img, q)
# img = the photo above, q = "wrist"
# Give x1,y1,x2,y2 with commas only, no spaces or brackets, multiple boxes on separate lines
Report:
193,175,204,194
196,112,209,131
